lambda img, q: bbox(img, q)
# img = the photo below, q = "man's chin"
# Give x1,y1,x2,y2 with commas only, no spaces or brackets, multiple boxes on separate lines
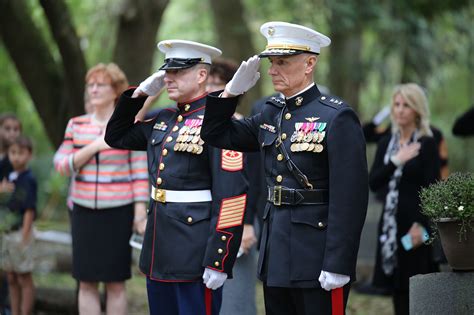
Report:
167,91,179,101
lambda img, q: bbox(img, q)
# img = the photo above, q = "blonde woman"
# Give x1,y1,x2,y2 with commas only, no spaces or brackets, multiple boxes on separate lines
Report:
369,83,440,315
54,63,148,315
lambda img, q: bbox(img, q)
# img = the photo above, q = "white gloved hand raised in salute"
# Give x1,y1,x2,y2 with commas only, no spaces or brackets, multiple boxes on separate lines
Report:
223,55,261,97
318,270,350,291
202,268,228,290
132,70,166,98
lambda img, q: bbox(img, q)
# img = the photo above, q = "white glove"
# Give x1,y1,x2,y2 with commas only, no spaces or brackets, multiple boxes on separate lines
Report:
135,70,166,96
372,106,391,126
318,270,350,291
224,55,261,95
202,268,228,290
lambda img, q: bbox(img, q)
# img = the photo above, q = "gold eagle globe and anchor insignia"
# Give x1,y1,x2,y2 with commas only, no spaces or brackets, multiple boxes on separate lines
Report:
268,27,275,36
295,96,303,106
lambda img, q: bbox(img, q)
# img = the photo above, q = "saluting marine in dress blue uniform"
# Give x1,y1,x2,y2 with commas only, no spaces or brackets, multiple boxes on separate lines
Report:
201,22,368,315
105,40,247,315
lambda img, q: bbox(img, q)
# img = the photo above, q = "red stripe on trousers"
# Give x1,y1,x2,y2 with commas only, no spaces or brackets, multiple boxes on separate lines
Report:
205,287,212,315
331,287,344,315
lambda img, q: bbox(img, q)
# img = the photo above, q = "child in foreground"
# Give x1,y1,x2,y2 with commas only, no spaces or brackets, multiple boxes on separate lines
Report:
1,135,37,315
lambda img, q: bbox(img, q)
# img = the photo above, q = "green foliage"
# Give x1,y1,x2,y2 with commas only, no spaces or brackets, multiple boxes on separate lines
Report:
1,0,473,224
420,172,474,239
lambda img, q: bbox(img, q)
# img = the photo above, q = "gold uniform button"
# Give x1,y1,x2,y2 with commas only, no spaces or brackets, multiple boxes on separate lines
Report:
177,115,184,122
162,149,168,156
276,175,283,183
285,113,292,120
187,217,193,223
166,136,173,143
318,222,324,228
214,261,220,267
218,248,224,254
156,177,162,185
159,163,165,171
281,133,287,140
221,236,227,241
172,126,179,132
184,104,191,111
277,154,283,161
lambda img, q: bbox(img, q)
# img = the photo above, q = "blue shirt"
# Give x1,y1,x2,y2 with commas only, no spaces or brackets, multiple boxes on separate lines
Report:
2,169,37,231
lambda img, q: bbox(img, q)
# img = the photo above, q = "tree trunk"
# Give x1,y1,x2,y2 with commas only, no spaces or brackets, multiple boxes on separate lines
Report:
208,0,262,115
328,24,363,113
0,0,86,148
40,0,87,127
113,0,170,85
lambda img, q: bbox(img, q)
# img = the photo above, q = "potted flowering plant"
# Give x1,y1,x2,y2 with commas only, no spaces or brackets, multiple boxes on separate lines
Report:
420,172,474,270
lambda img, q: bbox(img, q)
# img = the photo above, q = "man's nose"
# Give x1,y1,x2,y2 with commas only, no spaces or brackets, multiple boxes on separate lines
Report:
268,66,277,75
164,74,173,83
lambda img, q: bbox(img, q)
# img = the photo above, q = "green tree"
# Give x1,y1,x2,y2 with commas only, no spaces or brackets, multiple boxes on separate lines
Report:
0,0,169,147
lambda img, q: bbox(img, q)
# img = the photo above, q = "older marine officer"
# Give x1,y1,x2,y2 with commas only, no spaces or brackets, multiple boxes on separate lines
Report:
105,40,248,315
201,22,368,314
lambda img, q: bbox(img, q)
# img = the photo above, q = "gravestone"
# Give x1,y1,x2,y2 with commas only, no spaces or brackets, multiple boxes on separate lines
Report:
410,272,474,315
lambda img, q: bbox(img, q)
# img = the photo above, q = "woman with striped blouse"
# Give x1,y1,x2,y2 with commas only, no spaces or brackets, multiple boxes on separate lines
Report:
54,63,148,315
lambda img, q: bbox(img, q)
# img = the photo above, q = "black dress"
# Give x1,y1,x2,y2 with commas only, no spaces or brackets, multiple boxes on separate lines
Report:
369,134,440,292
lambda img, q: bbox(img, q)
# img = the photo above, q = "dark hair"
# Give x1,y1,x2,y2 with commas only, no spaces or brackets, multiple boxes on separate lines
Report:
9,135,33,153
209,58,239,84
0,113,22,131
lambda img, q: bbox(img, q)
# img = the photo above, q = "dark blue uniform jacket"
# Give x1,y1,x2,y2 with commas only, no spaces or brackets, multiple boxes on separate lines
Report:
201,84,368,288
105,89,248,281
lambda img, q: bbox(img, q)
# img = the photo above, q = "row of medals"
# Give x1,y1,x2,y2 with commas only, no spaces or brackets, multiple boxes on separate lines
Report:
173,125,205,154
290,130,325,153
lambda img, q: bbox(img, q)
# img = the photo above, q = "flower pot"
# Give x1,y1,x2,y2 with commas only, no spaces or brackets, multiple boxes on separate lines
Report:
436,218,474,271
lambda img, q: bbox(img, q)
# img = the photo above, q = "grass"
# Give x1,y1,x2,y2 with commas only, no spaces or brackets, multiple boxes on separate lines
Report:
33,270,393,315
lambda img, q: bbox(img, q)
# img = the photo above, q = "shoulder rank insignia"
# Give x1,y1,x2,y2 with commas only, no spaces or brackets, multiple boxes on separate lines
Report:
197,115,204,119
320,95,343,105
221,150,243,172
305,117,319,122
269,96,286,107
217,194,247,229
153,122,168,131
259,123,276,133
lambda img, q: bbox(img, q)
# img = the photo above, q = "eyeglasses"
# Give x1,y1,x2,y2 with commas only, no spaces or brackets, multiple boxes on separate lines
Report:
86,83,111,89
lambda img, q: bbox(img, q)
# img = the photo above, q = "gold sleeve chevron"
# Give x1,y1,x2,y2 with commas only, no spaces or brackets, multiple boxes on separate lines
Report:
217,194,247,229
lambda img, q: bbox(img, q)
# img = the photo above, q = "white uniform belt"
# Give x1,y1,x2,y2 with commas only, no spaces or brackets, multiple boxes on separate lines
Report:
151,186,212,203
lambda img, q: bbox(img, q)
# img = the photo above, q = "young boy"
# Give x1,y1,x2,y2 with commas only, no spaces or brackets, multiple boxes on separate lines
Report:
0,135,37,315
0,114,22,315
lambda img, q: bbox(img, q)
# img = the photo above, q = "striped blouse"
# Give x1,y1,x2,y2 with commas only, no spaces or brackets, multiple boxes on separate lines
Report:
54,115,149,209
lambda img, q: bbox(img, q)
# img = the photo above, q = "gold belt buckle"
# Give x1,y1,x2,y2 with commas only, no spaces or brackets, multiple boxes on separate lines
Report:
154,188,166,203
273,185,282,206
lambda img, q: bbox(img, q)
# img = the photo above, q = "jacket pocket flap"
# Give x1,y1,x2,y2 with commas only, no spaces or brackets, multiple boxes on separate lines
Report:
164,203,211,225
261,131,278,147
290,205,328,229
150,130,166,146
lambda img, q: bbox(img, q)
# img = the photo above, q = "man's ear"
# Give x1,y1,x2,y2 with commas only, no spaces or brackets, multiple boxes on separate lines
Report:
305,55,318,74
197,68,208,85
